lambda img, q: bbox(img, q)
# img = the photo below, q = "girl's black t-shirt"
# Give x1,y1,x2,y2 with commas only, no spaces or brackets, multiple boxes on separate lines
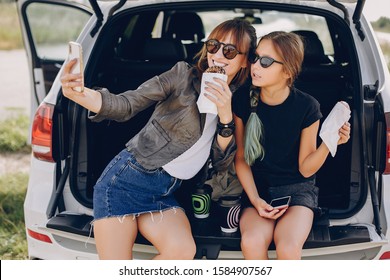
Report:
233,85,323,189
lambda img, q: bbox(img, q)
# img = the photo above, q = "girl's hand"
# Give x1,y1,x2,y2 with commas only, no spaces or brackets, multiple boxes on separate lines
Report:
338,122,351,145
60,58,85,98
204,78,233,123
253,197,287,220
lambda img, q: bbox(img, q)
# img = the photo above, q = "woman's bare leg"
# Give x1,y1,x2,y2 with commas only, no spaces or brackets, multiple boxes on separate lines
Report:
137,208,196,260
273,206,314,260
93,216,138,259
239,207,275,259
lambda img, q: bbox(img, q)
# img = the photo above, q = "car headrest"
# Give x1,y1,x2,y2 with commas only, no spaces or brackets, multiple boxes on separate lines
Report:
292,30,331,65
165,12,205,42
142,38,187,61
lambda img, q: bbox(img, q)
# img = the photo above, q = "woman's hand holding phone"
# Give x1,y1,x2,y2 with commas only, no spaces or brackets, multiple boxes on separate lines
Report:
62,42,85,96
61,42,102,113
61,58,85,97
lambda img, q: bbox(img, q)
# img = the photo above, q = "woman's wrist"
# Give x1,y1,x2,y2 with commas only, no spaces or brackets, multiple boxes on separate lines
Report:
217,118,235,138
81,87,103,113
218,116,233,124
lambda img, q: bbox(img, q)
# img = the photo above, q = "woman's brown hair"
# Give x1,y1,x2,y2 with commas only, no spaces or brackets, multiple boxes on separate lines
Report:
195,19,257,86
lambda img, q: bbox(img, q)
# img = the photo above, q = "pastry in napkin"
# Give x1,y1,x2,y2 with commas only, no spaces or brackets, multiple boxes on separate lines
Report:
197,66,227,114
319,101,351,157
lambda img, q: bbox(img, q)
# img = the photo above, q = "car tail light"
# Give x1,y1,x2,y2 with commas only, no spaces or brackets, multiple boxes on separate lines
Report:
379,251,390,260
31,102,55,162
27,229,52,243
385,113,390,174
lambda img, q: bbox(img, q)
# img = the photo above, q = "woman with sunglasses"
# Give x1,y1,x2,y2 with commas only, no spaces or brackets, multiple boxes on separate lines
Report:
60,19,256,260
233,31,351,259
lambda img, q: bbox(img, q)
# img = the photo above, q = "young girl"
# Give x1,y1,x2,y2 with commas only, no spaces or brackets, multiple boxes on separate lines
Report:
233,31,350,259
60,19,256,259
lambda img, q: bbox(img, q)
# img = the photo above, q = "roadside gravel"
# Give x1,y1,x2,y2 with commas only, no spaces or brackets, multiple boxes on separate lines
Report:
0,152,31,176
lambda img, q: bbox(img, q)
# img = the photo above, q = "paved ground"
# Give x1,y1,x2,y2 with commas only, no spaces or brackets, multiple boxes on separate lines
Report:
0,49,31,119
0,152,31,176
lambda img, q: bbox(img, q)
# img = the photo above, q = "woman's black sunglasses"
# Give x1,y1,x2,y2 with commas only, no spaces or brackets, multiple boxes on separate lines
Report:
205,39,244,60
249,53,284,68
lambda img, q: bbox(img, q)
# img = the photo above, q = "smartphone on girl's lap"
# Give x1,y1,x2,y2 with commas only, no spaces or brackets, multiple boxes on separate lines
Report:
270,196,291,209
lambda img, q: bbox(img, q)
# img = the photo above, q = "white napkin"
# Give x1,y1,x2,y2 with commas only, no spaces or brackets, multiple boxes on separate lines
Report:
319,101,351,157
197,72,227,115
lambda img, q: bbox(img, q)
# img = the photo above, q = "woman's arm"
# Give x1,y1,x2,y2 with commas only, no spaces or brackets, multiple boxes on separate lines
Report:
62,59,185,122
216,131,233,153
298,121,351,178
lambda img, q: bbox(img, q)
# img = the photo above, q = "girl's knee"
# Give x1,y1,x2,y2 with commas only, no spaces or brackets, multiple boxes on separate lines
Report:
241,231,270,252
276,242,303,260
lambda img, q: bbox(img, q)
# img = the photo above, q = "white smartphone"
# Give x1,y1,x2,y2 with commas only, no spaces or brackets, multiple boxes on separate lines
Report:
270,196,291,209
68,41,84,92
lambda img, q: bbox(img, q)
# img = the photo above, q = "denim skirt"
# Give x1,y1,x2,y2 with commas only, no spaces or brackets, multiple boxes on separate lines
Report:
93,149,183,220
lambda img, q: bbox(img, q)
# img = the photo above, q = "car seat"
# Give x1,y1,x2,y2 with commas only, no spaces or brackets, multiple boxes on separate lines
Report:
292,30,332,65
112,38,187,91
292,30,353,210
165,11,206,63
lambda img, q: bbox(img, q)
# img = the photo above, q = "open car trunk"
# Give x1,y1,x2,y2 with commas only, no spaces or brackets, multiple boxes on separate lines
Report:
45,1,387,259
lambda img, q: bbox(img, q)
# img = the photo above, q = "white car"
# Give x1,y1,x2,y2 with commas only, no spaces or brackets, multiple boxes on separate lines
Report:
19,0,390,259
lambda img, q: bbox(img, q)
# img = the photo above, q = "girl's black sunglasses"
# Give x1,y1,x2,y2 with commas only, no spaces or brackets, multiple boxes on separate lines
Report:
205,39,244,60
249,53,284,68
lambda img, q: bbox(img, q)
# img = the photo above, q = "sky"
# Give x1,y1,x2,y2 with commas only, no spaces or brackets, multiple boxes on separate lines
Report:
363,0,390,21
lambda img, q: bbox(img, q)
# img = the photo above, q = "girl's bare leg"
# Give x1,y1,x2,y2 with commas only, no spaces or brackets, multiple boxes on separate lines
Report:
273,206,314,260
93,216,138,259
137,208,196,260
239,207,275,259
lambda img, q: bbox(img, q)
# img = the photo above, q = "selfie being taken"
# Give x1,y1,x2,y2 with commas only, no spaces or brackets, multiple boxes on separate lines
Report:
11,0,390,262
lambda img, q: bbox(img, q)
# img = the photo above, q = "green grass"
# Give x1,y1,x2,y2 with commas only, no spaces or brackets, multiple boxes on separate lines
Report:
0,112,30,259
0,113,30,153
0,2,23,50
0,1,87,50
0,172,29,260
372,17,390,33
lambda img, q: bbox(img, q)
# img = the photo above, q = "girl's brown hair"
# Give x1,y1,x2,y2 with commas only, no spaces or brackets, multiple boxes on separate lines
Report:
195,19,257,86
259,31,304,87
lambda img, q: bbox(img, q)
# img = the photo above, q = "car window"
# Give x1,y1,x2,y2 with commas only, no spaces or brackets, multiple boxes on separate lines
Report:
198,10,334,56
25,2,90,60
151,11,164,38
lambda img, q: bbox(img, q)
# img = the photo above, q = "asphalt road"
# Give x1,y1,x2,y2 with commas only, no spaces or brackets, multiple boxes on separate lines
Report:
0,49,31,119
